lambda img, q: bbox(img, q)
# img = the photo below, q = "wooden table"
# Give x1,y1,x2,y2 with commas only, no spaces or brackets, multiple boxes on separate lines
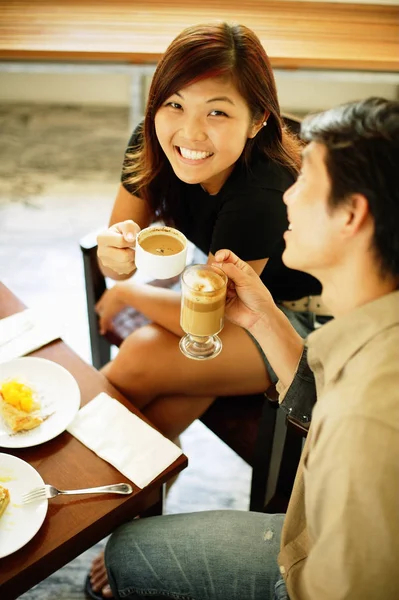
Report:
0,282,188,599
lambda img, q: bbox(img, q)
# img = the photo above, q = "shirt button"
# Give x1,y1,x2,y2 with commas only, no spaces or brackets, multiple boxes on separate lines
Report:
280,566,286,574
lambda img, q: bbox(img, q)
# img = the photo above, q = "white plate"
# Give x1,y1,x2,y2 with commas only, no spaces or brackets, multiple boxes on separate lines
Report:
0,357,81,448
0,453,48,557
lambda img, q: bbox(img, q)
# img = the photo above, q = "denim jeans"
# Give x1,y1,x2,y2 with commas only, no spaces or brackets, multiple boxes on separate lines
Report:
105,510,288,600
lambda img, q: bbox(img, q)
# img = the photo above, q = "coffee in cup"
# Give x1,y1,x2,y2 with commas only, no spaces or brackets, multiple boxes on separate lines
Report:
139,233,185,256
135,226,188,279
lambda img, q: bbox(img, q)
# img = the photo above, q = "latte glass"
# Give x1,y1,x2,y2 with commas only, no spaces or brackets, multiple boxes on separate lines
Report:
179,264,228,360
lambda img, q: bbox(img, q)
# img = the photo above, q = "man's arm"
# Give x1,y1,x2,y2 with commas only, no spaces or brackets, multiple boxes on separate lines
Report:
277,347,316,423
213,249,304,388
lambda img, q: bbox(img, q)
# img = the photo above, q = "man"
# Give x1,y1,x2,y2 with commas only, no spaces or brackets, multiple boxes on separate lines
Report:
89,97,399,599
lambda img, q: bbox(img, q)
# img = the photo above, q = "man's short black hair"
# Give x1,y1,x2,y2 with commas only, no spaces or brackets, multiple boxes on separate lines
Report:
301,97,399,279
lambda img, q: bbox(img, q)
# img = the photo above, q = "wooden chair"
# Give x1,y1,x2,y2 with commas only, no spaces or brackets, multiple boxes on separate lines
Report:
79,114,305,513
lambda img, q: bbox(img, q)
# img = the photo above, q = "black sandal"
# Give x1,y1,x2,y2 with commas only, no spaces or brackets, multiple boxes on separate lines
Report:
84,574,112,600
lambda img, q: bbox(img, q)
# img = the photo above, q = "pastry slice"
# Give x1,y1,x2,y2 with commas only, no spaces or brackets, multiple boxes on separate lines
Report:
0,398,43,432
0,380,43,433
0,485,10,518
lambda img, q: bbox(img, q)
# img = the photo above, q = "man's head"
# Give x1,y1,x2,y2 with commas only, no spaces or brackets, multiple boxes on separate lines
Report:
282,97,399,284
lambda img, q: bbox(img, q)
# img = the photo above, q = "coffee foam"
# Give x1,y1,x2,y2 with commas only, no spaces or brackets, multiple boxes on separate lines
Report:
184,269,225,294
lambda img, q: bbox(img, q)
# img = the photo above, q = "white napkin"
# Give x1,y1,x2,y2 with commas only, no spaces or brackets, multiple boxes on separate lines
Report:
0,309,62,364
67,392,183,488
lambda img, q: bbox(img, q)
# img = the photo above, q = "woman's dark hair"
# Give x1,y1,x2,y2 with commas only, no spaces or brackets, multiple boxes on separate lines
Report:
124,22,302,223
301,97,399,278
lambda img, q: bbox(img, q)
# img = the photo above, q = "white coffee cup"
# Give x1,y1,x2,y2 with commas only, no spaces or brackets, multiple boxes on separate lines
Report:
135,226,188,279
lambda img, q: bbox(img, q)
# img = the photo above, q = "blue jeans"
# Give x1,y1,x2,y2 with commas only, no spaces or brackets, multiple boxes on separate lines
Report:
105,511,288,600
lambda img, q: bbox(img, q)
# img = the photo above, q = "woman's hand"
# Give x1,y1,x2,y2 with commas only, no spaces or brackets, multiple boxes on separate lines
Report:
95,283,131,335
97,220,141,276
213,249,276,331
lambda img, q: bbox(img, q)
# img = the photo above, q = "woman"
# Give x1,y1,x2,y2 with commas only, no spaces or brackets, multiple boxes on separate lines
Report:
89,22,326,599
95,22,323,442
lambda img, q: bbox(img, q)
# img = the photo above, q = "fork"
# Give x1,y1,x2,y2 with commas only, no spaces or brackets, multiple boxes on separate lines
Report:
22,483,133,504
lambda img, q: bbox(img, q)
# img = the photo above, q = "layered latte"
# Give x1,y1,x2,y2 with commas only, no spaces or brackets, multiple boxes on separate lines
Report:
181,267,227,337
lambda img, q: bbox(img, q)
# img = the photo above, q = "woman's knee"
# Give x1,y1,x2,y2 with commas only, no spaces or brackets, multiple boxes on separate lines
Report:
106,325,171,397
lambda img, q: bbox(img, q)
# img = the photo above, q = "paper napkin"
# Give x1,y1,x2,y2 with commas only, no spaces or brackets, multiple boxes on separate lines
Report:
0,309,62,364
67,392,184,488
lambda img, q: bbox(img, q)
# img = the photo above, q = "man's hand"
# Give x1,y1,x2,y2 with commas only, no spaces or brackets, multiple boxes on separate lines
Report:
213,249,276,331
97,220,140,276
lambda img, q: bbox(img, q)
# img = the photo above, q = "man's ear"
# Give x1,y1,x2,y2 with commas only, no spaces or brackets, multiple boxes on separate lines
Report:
343,193,371,235
248,111,271,139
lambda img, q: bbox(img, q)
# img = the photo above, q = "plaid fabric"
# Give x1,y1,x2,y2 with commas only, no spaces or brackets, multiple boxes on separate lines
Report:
108,275,181,347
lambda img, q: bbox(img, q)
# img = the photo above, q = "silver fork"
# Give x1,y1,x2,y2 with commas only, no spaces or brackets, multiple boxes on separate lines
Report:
22,483,133,504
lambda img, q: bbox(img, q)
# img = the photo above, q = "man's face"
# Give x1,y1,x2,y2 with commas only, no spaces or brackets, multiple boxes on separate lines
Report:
282,142,346,277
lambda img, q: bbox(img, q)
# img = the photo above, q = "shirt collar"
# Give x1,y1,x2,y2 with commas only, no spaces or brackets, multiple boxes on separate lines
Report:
306,289,399,385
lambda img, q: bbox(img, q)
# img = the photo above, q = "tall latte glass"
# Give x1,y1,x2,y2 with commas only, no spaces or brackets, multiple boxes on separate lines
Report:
179,264,228,360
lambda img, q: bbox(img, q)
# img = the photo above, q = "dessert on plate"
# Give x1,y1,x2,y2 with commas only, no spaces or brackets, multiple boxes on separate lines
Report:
0,485,10,518
0,379,43,433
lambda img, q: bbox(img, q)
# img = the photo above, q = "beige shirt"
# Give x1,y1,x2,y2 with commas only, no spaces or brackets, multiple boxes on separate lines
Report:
277,289,399,600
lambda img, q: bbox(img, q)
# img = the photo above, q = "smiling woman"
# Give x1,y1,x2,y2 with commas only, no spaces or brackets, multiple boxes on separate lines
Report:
94,20,325,432
89,23,327,596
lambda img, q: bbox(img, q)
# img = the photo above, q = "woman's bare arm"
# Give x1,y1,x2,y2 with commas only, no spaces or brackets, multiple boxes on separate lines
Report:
98,184,153,280
108,184,152,229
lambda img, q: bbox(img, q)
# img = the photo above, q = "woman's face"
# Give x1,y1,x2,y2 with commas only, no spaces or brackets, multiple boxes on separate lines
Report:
154,77,261,195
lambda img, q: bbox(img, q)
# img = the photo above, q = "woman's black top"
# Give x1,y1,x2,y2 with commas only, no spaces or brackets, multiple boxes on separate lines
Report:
121,127,321,301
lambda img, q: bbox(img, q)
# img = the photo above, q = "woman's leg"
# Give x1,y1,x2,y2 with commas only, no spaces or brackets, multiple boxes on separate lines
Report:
101,308,315,439
101,320,271,438
105,511,285,600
